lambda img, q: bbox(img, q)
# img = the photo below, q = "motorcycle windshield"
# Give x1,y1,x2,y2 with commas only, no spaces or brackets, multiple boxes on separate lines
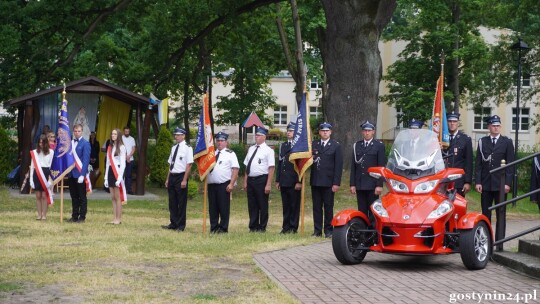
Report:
386,129,445,180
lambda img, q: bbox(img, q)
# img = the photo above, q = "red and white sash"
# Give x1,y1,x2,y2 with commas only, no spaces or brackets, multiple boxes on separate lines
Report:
108,146,127,204
72,142,92,194
30,150,54,205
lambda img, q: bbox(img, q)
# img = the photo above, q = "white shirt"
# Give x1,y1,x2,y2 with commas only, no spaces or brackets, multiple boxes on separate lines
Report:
168,141,194,173
122,135,136,161
243,142,275,177
30,150,54,171
207,148,240,184
105,144,127,179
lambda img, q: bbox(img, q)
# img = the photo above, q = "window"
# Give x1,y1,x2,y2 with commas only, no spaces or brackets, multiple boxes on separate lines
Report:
310,106,321,118
310,78,319,89
512,108,530,131
396,106,404,128
274,106,287,125
474,107,491,130
514,73,531,87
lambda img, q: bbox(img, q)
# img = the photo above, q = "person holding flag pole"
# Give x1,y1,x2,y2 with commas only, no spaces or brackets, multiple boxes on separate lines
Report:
67,123,92,223
288,92,314,235
50,87,76,223
193,93,217,233
30,134,54,220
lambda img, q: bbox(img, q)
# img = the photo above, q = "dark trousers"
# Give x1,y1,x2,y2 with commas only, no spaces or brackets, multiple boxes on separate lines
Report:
124,161,133,193
311,186,334,236
280,186,300,232
69,177,88,220
456,188,465,197
208,181,231,232
356,189,378,224
247,175,269,231
481,190,507,240
167,173,188,229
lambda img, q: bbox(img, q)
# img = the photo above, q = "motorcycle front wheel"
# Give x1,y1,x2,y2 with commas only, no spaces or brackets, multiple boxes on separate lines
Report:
332,217,369,265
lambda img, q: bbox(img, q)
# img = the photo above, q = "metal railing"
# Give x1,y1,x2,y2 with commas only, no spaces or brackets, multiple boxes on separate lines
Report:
488,151,540,251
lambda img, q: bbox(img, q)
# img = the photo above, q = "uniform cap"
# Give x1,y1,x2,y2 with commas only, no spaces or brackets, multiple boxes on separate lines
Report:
255,127,268,135
286,122,296,131
447,112,460,121
361,121,375,130
487,115,501,126
409,119,424,129
173,127,186,135
215,131,228,140
319,122,332,131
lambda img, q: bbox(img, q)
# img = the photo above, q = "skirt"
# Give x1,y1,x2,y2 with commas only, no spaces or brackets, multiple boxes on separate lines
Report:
33,167,51,191
107,166,118,188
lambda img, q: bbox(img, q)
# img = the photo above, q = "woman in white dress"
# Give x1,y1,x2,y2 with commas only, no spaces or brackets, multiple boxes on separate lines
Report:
29,135,54,220
104,129,127,224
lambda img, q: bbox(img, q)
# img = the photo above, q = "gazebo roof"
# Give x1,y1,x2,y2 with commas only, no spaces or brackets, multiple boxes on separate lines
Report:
9,76,149,107
242,112,265,128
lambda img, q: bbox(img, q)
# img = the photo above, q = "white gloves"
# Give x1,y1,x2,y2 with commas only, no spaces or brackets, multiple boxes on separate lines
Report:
30,178,35,189
46,181,52,189
115,180,121,187
104,180,109,188
77,176,84,183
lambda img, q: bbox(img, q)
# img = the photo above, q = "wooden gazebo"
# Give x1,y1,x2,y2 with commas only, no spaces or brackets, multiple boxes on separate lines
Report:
9,76,154,195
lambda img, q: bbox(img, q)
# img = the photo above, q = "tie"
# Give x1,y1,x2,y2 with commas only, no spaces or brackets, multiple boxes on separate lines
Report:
210,151,221,173
170,144,179,170
450,134,454,142
321,141,325,148
492,137,496,145
365,141,369,146
246,146,259,176
74,138,79,142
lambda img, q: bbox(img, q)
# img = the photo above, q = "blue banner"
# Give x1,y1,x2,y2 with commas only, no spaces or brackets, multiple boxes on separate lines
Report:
289,93,313,180
50,91,75,184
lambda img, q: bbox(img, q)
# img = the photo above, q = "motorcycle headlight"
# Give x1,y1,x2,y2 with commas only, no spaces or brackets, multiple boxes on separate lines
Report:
371,199,389,218
389,179,409,193
414,180,439,194
427,200,453,219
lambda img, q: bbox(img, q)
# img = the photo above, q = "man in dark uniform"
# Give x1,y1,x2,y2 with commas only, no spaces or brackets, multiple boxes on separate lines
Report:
475,115,515,223
163,127,193,231
310,122,343,238
350,121,386,220
443,112,473,197
207,131,239,233
530,155,540,212
276,122,301,234
243,127,275,232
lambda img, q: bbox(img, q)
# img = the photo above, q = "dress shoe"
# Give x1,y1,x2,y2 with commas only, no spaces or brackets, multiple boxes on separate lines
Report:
174,227,184,232
161,224,177,230
311,232,322,237
67,218,78,223
76,219,85,223
325,234,332,239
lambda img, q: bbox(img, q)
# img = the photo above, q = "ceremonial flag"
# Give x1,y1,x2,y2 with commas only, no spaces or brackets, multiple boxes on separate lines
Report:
430,71,450,147
158,97,169,125
289,93,313,180
149,93,160,105
50,90,75,184
193,93,216,180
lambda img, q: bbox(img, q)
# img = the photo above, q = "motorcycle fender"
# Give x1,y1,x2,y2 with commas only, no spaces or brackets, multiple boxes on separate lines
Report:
457,213,494,237
331,209,370,227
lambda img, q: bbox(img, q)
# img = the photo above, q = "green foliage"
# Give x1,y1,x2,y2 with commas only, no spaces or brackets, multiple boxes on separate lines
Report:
150,126,173,187
187,179,199,199
228,143,248,177
0,127,18,184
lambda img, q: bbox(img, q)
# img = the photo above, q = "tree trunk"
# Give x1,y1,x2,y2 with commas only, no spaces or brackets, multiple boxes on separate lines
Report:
320,0,396,169
182,80,190,142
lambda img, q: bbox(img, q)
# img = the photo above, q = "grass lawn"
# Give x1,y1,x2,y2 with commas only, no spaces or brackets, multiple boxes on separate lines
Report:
0,177,538,303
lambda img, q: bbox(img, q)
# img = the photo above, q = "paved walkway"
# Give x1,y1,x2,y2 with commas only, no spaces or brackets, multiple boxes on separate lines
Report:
254,220,540,304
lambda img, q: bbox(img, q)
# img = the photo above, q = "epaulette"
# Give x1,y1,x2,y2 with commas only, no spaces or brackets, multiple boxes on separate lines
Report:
226,149,233,153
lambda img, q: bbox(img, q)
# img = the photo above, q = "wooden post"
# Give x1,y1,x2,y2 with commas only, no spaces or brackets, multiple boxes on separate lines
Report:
136,106,152,195
20,101,34,194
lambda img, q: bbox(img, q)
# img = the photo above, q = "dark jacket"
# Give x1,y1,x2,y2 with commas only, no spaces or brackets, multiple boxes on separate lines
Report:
276,141,300,187
475,135,514,191
310,139,343,187
444,131,473,188
350,139,386,189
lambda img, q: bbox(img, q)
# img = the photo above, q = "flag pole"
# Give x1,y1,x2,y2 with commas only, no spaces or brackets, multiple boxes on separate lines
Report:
203,178,208,234
60,179,64,223
300,177,305,235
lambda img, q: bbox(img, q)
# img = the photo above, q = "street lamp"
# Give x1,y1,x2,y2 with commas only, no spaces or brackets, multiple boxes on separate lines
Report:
511,39,529,199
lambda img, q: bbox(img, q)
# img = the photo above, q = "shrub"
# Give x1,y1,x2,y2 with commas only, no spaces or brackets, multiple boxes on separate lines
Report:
0,126,18,184
150,126,173,187
228,143,248,177
187,179,198,199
